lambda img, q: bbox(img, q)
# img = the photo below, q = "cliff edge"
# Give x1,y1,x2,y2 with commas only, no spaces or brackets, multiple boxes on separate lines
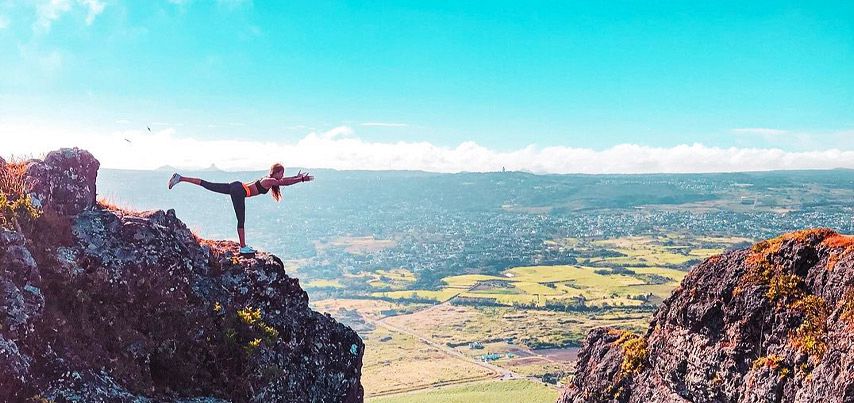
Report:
0,148,363,402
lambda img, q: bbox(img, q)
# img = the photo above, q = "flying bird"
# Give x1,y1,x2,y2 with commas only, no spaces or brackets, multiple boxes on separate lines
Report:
124,138,132,143
147,126,151,132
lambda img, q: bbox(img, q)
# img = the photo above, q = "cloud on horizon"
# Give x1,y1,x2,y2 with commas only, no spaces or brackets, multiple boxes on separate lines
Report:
3,124,854,174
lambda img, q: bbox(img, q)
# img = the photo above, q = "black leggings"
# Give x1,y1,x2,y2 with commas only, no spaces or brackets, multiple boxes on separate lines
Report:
200,180,246,229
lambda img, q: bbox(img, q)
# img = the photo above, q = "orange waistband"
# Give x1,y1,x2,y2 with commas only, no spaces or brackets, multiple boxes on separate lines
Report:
242,183,251,197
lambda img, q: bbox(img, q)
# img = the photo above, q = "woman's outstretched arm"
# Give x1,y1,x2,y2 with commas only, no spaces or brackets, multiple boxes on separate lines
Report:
260,171,314,188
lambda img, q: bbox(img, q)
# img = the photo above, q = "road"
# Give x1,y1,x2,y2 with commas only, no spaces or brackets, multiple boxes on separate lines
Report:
362,295,568,398
375,303,518,380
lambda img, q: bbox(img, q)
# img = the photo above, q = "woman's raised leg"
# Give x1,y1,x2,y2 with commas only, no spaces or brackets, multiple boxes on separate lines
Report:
176,175,233,195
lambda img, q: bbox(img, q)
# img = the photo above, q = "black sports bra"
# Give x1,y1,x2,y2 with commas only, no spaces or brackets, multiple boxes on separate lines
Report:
253,179,269,194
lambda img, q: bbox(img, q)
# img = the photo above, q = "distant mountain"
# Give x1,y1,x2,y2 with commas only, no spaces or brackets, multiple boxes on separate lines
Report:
154,163,224,172
559,228,854,402
200,163,224,172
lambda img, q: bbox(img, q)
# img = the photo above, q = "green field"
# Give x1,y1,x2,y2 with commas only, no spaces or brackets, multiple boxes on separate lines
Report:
371,234,745,308
373,264,687,307
367,379,558,403
313,233,754,398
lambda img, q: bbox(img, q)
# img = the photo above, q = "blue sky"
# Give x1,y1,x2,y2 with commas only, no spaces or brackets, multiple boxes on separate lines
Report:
0,1,852,172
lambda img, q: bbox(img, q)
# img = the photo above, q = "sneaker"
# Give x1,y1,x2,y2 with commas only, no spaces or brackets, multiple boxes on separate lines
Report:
168,173,181,189
239,245,256,254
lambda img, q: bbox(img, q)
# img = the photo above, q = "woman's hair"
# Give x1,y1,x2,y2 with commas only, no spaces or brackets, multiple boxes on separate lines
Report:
269,163,284,202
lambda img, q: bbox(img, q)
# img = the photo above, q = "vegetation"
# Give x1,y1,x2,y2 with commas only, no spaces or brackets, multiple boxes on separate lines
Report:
841,288,854,328
311,234,745,397
360,326,494,397
742,230,833,361
789,295,828,360
369,235,732,310
752,355,790,377
374,263,689,309
821,234,854,271
216,306,282,357
0,159,28,197
766,273,802,301
0,160,41,232
367,379,557,403
609,329,648,376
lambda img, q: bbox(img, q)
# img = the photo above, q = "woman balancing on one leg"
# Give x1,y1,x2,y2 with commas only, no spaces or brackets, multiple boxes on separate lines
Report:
167,163,313,254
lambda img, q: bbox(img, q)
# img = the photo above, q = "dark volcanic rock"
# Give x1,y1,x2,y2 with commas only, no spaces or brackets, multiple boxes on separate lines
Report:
1,149,363,402
559,229,854,403
24,147,100,216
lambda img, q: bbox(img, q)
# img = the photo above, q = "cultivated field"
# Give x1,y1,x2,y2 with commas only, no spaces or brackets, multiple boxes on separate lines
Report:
367,379,558,403
312,233,753,399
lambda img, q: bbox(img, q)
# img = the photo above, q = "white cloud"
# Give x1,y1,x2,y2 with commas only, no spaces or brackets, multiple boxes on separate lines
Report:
33,0,105,33
3,123,854,174
320,126,354,140
0,15,10,30
361,122,409,128
78,0,105,25
34,0,72,33
732,128,787,136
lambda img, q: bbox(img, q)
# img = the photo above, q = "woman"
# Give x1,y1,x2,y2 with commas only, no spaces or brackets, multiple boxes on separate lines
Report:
167,163,313,254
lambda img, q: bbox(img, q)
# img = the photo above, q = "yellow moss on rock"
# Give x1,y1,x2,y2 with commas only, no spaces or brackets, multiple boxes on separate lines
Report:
749,229,836,265
620,337,648,375
821,234,854,271
839,288,854,328
820,233,854,249
238,306,262,325
609,330,648,376
752,354,784,371
789,295,828,360
739,231,836,362
766,273,802,301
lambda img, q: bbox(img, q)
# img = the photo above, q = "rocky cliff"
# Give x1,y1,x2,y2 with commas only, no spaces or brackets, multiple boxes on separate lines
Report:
559,229,854,403
0,148,363,402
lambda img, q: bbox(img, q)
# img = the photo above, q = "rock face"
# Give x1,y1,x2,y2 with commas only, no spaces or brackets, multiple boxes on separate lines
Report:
24,147,100,215
559,229,854,403
1,149,363,402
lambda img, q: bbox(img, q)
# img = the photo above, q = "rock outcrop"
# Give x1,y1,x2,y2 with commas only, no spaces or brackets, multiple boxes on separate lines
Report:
24,148,100,216
0,148,363,402
559,229,854,403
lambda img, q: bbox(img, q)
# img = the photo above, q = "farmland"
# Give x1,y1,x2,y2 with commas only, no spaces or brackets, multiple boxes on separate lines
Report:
311,233,749,399
367,379,558,403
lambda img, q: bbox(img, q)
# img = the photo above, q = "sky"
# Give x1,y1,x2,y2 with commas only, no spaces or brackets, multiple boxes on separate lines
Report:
0,0,852,173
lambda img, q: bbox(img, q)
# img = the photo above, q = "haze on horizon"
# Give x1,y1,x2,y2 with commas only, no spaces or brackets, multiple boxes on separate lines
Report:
1,1,852,173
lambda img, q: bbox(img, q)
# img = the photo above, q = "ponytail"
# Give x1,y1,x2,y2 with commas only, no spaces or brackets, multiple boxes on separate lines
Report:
269,163,284,202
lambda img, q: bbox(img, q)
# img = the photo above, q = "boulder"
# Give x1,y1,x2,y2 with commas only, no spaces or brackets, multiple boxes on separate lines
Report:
24,147,99,215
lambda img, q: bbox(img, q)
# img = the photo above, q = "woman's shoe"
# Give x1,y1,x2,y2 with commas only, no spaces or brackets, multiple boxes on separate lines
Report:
239,245,257,254
168,173,182,189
